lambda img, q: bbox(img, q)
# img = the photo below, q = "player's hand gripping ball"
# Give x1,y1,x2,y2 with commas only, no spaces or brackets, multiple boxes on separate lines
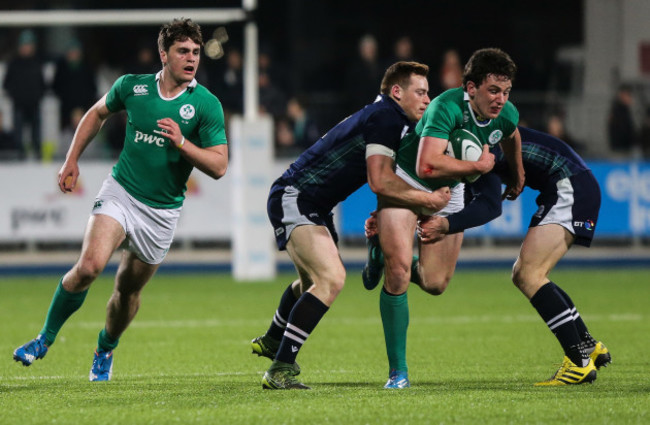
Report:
445,128,483,183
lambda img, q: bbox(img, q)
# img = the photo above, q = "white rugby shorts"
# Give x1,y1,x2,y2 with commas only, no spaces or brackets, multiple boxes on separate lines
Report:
385,175,465,217
432,183,465,217
92,175,181,264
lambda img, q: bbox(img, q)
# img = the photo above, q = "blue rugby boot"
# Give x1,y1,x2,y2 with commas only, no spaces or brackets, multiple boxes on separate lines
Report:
362,235,384,290
89,349,114,382
384,369,410,389
13,335,49,366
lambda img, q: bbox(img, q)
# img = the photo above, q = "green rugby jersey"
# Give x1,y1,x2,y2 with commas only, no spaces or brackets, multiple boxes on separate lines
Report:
106,73,227,208
396,87,518,191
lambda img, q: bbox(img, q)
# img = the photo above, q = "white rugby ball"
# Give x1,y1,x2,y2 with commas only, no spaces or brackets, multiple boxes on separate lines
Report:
445,128,483,183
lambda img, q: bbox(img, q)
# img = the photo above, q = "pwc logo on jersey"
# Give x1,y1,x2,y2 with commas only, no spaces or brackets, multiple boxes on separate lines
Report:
133,85,149,96
134,130,166,147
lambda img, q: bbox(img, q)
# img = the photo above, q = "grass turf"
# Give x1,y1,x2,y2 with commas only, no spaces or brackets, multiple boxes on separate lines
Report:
1,268,649,424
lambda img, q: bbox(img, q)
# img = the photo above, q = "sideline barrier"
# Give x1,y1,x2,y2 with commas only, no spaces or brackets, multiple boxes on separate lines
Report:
2,160,649,243
339,161,650,239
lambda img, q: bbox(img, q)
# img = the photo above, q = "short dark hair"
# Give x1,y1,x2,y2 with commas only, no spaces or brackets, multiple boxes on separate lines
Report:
380,61,429,95
158,18,203,53
462,48,517,90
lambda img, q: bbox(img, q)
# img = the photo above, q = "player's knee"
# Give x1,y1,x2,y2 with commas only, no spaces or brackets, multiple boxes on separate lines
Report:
74,258,105,284
511,262,541,292
384,260,411,288
419,276,449,296
511,263,524,288
320,268,346,300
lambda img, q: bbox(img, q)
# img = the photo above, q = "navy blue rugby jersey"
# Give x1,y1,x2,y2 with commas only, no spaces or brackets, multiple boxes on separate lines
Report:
270,94,413,211
492,126,590,192
445,126,593,234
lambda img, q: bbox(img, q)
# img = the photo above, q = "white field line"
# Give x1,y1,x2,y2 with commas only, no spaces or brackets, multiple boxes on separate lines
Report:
35,313,645,330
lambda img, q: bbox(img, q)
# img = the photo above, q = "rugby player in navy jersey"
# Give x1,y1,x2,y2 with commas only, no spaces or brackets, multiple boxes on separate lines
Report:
366,126,611,386
250,62,452,389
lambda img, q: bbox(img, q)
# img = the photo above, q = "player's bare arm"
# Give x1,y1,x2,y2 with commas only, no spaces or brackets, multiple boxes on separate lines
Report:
415,136,494,180
499,127,525,200
58,95,113,193
366,153,450,212
155,117,228,180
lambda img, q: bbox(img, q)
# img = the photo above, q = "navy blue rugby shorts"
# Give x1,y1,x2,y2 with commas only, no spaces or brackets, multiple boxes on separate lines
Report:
267,185,338,251
529,170,600,247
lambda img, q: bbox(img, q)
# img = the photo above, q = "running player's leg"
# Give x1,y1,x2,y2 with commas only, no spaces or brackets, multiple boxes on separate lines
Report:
89,178,178,381
375,207,417,388
14,214,124,366
89,251,159,382
100,251,159,351
544,171,609,368
263,224,344,389
416,231,463,295
252,279,302,362
414,183,465,295
514,224,595,385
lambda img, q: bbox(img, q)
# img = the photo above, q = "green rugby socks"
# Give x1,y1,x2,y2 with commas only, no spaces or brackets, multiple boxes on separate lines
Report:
380,287,409,373
40,278,88,345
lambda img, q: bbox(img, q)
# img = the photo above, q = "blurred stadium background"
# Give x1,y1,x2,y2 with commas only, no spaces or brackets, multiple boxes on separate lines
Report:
0,0,649,278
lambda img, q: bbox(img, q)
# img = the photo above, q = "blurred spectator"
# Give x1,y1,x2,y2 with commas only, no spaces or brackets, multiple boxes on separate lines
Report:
259,47,289,94
0,109,22,160
345,34,382,112
638,106,650,159
382,35,415,69
274,115,300,158
259,71,288,119
546,113,584,155
2,29,46,160
435,49,463,95
286,95,320,150
211,47,244,117
125,42,159,75
52,38,98,131
607,83,637,155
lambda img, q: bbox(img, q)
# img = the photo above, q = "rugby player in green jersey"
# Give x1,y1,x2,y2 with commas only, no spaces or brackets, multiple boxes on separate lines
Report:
363,48,525,388
13,18,228,382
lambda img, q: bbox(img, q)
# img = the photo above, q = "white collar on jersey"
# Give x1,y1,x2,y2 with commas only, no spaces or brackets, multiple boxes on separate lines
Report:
155,70,197,100
464,91,492,127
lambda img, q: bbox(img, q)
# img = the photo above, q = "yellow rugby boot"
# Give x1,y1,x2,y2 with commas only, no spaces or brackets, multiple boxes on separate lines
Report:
589,341,612,369
534,356,597,386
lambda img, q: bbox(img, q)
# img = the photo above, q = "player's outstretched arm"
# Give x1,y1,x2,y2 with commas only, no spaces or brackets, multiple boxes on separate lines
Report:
58,95,112,193
419,172,504,243
366,154,450,212
155,117,228,180
499,127,525,200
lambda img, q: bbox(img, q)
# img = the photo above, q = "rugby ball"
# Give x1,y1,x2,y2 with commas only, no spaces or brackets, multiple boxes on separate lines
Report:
445,128,483,183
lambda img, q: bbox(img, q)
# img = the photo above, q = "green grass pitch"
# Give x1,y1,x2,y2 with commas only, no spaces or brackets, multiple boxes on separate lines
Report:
1,267,649,424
